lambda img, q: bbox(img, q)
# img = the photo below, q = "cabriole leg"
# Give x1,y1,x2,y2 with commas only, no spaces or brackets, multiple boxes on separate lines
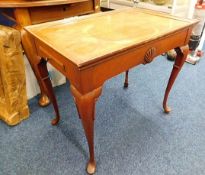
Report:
163,46,189,113
70,85,102,174
37,59,61,125
21,29,50,107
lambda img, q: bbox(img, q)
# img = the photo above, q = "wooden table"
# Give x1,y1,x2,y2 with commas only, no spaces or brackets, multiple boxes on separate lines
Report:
25,8,198,174
0,0,100,106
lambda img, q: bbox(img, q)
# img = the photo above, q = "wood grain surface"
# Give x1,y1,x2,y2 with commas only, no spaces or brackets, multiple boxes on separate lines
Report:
25,8,198,68
0,0,88,8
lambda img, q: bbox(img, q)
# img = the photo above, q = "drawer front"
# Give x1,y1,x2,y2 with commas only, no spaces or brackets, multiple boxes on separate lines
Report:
91,28,190,88
29,0,94,24
37,43,67,75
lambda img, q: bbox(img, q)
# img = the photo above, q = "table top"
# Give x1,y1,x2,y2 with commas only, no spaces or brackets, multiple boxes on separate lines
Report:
0,0,87,8
25,8,198,68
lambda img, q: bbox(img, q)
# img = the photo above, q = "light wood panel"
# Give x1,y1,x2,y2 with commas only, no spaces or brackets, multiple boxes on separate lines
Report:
0,25,29,125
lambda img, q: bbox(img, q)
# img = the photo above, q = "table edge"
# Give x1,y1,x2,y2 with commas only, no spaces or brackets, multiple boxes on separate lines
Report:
0,0,88,8
24,8,199,69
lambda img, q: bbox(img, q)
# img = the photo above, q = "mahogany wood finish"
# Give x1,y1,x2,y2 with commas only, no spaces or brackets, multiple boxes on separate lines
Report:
124,70,129,88
163,46,189,113
37,59,61,125
70,85,102,174
25,8,198,174
0,0,100,106
0,0,89,7
125,45,189,113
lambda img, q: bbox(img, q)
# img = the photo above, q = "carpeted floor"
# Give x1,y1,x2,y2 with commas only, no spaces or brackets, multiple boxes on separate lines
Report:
1,54,205,175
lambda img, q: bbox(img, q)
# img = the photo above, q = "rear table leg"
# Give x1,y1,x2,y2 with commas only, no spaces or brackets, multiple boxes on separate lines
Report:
124,70,129,88
37,59,61,125
21,29,50,107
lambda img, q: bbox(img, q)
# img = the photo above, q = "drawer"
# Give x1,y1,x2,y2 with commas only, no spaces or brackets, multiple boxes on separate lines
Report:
37,43,67,75
91,28,189,87
29,0,94,24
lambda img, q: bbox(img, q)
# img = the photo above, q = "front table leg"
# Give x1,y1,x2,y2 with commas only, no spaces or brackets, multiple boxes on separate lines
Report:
70,85,102,174
163,46,189,113
37,59,61,125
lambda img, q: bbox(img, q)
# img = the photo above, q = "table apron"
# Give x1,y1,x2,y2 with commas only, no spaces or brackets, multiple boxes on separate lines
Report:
35,39,82,90
86,28,191,90
35,27,191,93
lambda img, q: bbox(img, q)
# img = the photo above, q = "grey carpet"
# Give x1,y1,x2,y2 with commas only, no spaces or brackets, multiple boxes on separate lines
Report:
1,53,205,175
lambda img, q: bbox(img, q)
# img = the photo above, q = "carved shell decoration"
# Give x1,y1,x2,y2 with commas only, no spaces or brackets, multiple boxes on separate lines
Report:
144,47,156,64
